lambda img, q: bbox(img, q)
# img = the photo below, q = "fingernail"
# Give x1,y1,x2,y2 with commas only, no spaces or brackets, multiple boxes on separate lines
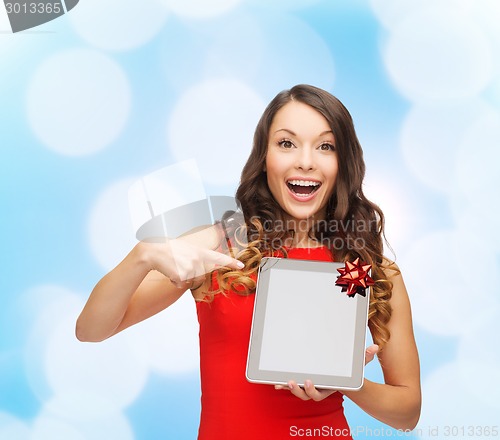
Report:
236,261,244,269
288,382,294,390
304,380,311,388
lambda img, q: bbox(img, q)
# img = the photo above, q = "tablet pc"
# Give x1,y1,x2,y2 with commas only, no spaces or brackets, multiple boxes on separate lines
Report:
246,257,370,390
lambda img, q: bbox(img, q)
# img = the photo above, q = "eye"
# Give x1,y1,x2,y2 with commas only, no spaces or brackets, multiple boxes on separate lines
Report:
318,142,335,151
278,139,294,149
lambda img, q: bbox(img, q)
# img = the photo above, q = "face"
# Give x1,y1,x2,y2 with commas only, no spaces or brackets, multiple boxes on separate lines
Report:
265,101,339,223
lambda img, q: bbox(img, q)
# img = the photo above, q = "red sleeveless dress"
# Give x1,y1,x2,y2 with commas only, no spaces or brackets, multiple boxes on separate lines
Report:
196,247,353,439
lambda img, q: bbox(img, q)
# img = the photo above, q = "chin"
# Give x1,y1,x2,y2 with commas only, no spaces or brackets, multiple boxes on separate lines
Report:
285,207,325,222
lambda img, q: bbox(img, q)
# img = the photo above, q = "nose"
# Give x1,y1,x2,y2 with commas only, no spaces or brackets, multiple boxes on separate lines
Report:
295,146,315,171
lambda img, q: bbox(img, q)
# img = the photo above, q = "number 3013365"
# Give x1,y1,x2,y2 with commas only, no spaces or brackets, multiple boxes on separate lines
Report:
2,1,79,33
5,2,62,14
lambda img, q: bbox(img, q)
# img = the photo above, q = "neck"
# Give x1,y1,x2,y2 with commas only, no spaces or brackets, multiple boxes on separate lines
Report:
284,216,325,248
288,234,320,248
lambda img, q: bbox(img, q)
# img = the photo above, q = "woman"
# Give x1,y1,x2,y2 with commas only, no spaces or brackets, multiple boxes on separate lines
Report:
76,84,421,439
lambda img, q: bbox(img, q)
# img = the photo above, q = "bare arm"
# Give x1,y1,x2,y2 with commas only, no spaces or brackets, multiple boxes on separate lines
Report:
342,266,421,430
76,226,243,342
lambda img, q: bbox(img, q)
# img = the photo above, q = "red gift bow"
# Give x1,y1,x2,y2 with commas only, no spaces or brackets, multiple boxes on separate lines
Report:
335,257,375,297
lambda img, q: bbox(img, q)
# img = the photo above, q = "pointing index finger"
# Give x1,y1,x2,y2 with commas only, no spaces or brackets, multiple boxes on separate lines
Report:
206,248,245,270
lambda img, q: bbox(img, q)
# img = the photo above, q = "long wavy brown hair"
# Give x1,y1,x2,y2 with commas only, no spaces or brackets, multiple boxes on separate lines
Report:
210,84,396,349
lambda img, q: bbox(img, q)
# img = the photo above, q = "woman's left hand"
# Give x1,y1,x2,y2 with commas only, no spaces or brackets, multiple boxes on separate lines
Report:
274,344,379,401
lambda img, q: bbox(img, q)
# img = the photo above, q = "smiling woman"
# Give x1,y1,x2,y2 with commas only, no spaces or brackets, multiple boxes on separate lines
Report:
76,84,421,439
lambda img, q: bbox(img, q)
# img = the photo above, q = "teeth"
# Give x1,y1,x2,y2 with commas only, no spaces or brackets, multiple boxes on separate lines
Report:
287,180,320,186
294,192,313,198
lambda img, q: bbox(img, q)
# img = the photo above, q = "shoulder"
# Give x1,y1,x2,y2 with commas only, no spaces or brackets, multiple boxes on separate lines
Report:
377,258,412,313
380,257,401,281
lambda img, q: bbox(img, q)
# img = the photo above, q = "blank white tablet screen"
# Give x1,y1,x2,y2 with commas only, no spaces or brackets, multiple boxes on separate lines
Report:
258,267,357,377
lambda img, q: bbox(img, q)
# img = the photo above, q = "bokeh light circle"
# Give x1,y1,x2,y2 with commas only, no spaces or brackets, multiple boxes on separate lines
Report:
21,288,148,411
160,0,242,19
35,395,134,440
257,13,335,96
466,0,500,71
451,197,500,254
247,0,322,10
458,307,500,411
26,49,131,156
419,362,499,433
23,287,85,402
0,413,31,440
203,13,264,83
45,310,149,409
167,78,265,187
402,230,499,336
70,0,169,51
363,173,418,254
455,109,500,202
127,291,200,374
400,99,494,193
31,416,85,440
383,7,493,101
370,0,470,31
88,179,138,271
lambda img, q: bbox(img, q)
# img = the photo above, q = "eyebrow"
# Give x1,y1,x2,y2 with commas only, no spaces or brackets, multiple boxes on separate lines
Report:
274,128,334,137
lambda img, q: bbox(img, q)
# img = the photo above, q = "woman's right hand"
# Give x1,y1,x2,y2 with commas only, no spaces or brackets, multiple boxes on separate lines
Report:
143,236,244,289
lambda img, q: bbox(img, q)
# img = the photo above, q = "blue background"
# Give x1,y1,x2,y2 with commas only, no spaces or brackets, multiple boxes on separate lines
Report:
1,0,499,438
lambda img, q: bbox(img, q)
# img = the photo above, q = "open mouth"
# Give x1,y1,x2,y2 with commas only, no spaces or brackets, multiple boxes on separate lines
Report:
286,179,321,197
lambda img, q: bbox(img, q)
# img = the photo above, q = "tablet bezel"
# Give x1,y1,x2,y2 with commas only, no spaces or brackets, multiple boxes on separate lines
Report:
246,257,370,390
